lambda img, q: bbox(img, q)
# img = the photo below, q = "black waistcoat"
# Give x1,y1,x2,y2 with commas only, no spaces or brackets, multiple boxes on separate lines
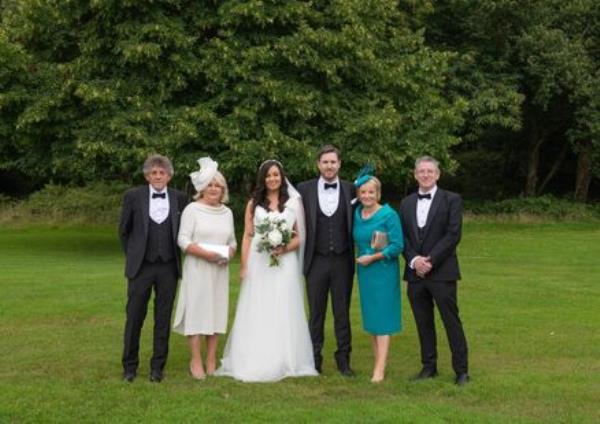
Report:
315,196,350,255
144,214,175,263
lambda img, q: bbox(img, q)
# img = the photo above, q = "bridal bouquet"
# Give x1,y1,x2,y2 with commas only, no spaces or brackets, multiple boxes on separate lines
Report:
255,214,293,267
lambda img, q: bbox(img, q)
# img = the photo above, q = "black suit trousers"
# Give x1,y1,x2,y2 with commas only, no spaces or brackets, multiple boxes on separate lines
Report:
407,279,468,375
122,261,178,373
306,253,354,369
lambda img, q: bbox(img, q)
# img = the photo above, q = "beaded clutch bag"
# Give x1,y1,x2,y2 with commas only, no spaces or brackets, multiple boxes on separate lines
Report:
370,231,388,251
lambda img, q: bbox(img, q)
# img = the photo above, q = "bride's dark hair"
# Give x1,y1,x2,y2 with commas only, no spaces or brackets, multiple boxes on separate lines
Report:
251,160,289,213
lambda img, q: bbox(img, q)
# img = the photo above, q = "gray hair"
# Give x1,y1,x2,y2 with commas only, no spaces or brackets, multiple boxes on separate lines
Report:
415,155,440,171
143,154,174,176
194,171,230,203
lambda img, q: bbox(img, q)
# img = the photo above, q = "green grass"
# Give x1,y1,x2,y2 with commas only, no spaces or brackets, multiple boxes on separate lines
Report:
1,223,599,423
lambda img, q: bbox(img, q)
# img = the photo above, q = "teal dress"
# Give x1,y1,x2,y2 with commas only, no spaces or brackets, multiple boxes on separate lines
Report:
353,204,404,335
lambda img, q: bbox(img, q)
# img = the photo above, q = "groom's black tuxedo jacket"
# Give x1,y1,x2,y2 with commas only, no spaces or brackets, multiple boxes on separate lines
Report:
118,185,187,279
399,188,462,282
297,178,355,277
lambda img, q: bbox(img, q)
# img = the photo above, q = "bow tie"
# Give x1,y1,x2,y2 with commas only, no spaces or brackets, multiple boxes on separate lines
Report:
324,182,338,190
417,193,431,200
152,192,166,199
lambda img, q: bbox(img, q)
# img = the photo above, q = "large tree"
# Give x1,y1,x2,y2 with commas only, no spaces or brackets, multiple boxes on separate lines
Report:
424,0,600,201
1,0,464,192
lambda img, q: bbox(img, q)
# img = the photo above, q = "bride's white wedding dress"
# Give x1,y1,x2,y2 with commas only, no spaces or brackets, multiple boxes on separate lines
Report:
215,199,318,382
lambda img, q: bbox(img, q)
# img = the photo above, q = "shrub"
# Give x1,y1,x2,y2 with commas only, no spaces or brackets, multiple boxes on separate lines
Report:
0,182,128,225
464,195,600,221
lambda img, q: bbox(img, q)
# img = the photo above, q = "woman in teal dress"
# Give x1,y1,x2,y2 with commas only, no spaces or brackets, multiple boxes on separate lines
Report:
353,175,404,383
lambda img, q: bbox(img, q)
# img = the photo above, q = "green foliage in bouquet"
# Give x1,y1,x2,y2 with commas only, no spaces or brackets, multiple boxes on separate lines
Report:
254,214,292,267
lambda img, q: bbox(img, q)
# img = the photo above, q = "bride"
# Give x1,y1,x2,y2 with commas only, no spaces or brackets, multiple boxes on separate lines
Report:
215,160,318,382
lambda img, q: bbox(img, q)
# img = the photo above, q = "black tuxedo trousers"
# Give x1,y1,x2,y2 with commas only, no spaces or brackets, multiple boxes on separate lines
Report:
407,279,468,375
122,261,178,373
306,253,354,369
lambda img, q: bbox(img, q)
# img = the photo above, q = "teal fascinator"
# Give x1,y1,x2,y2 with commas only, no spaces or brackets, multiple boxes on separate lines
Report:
354,164,375,188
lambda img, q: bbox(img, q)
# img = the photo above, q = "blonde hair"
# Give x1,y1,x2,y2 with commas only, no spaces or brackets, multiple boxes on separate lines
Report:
358,176,382,202
194,171,229,203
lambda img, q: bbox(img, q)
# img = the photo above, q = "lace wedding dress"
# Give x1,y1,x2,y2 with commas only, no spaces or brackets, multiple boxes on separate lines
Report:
215,199,317,382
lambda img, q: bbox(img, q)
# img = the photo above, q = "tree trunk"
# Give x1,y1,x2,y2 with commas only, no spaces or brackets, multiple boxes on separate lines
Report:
537,142,569,195
524,120,545,197
574,140,591,202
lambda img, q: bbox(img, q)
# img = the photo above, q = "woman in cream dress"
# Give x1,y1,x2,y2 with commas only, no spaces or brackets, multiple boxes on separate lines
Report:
173,157,236,379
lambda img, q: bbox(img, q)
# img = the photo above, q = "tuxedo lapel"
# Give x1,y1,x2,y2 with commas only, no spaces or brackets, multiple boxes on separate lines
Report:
168,188,179,237
141,186,150,236
307,180,318,233
340,181,353,236
422,189,443,240
407,194,420,243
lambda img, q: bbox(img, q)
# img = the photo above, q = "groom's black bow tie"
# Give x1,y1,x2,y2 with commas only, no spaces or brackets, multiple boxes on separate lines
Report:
152,192,166,199
417,193,431,200
324,182,338,190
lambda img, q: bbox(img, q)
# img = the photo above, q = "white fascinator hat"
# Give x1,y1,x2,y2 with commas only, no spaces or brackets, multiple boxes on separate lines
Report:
190,157,218,192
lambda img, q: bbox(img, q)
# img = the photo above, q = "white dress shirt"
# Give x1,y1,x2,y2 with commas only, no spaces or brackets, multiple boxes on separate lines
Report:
317,176,340,217
416,185,438,228
410,185,438,269
149,186,170,224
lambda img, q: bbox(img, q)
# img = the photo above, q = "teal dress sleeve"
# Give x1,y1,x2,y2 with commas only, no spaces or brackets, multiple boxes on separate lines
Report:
381,209,404,260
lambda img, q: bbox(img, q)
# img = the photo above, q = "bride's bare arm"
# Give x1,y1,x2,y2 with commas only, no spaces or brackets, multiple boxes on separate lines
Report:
285,222,300,253
239,200,254,280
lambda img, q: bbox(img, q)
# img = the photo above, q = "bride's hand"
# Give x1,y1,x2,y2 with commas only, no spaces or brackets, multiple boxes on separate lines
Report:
239,266,247,281
271,245,286,257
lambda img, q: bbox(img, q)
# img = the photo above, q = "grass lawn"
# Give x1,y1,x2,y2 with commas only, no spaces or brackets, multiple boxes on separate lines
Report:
0,222,599,423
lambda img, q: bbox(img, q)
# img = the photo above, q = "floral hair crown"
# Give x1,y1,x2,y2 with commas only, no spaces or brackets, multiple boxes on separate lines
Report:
354,164,376,188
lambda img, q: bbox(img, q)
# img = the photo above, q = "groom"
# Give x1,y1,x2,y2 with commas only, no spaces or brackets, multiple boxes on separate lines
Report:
298,145,355,376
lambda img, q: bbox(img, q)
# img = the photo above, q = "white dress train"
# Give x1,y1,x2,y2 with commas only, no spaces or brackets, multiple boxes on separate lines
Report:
215,199,317,382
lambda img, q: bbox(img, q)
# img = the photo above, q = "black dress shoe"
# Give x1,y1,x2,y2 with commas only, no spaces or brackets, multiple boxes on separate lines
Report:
410,368,438,381
455,373,470,386
149,369,163,383
123,370,136,383
338,366,355,377
314,356,323,374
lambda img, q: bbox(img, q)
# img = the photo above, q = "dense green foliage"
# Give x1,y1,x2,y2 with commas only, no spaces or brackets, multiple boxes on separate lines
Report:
0,0,463,190
0,1,598,200
1,224,598,422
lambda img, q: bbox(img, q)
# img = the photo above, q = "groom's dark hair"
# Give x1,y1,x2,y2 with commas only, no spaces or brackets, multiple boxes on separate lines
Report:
317,144,341,160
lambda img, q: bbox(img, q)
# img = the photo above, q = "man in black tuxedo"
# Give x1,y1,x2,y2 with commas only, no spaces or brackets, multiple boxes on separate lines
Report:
119,154,187,383
297,145,355,376
399,156,470,385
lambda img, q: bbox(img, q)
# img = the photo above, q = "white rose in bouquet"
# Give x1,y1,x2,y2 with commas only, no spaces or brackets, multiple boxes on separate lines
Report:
268,229,283,247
